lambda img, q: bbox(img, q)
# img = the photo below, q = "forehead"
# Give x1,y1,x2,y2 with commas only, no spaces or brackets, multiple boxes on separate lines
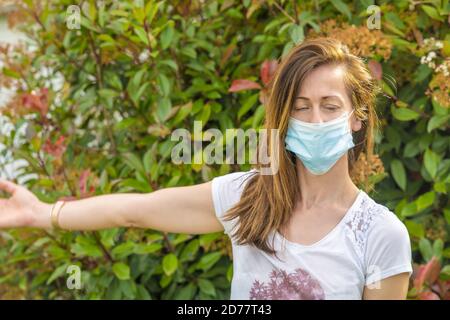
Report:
297,64,348,99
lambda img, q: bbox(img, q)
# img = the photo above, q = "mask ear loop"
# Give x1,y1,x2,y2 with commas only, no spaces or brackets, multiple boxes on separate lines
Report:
347,109,356,134
348,109,355,118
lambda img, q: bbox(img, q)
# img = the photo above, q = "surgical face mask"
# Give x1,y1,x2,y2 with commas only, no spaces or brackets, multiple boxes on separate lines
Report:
285,110,355,175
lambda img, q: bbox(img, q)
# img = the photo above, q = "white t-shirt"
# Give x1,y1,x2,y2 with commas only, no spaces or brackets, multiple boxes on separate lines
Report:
211,170,413,300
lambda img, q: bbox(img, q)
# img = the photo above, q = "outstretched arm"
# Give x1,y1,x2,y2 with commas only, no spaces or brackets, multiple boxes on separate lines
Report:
0,179,223,234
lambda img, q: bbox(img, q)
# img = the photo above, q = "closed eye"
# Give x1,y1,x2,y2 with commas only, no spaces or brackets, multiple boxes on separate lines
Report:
323,104,340,111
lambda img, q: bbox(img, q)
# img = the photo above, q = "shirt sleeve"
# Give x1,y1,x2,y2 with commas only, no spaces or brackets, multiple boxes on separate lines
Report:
210,170,257,238
364,209,413,286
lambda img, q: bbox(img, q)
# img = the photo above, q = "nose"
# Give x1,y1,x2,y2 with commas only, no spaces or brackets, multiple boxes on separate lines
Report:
309,107,323,124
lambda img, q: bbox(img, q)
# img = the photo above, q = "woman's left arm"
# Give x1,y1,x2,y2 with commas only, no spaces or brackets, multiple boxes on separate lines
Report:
362,272,410,300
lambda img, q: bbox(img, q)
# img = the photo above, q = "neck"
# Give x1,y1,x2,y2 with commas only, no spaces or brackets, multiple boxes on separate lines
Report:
295,154,359,209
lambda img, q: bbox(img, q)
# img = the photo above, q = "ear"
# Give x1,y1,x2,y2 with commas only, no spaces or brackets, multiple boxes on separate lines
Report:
351,115,362,132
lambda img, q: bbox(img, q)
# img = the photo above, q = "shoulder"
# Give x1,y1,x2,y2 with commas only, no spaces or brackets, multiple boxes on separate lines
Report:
210,169,258,218
363,193,409,243
355,193,413,283
211,169,257,190
345,191,411,259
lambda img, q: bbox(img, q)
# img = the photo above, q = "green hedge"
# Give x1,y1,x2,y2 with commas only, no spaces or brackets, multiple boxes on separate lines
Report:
0,0,449,299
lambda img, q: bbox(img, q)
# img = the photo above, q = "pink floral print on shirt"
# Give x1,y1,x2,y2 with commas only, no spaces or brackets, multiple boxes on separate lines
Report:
249,267,325,300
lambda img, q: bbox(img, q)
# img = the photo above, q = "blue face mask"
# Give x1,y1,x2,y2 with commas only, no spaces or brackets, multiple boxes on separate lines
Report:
285,110,355,175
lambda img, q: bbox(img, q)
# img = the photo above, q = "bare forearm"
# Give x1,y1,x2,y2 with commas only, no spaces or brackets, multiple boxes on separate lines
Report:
33,193,149,231
27,182,220,234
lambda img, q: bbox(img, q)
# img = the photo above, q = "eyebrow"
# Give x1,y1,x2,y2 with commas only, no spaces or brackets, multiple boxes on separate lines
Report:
295,95,344,104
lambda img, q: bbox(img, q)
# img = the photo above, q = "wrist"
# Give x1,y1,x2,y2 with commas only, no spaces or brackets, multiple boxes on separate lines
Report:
30,201,53,229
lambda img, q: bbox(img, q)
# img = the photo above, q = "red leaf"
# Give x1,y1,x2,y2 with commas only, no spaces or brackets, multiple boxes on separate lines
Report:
260,60,278,86
42,135,66,158
220,43,236,67
418,291,440,300
78,169,91,196
259,88,269,105
228,79,261,92
368,60,383,81
414,256,441,291
21,88,49,116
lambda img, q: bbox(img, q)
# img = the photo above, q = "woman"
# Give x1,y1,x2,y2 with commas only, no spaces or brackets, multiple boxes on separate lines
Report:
0,38,412,300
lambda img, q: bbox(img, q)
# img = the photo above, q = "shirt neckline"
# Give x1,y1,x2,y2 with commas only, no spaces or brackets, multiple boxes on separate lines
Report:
274,189,366,250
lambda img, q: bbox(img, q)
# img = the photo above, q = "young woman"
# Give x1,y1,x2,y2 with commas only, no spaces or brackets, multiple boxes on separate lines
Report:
0,38,412,300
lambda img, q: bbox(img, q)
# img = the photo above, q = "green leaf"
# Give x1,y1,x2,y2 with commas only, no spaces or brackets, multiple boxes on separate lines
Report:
227,264,233,282
444,208,450,225
391,159,407,191
433,181,447,194
156,97,172,122
120,279,137,299
2,68,20,78
433,239,443,259
238,93,259,119
441,265,450,280
252,104,266,128
330,0,352,20
416,191,435,212
180,239,200,262
421,5,444,21
427,115,449,132
391,105,420,121
419,238,433,261
198,278,216,297
172,101,192,126
111,242,135,259
197,252,221,271
134,243,163,255
162,253,178,276
112,262,131,280
123,152,145,176
71,236,103,258
157,73,171,97
159,59,178,71
403,140,420,158
181,46,197,59
382,80,395,96
46,264,69,285
134,26,149,45
133,7,145,24
289,24,304,45
174,282,197,300
197,103,211,127
414,64,433,83
404,220,425,238
424,148,440,179
401,202,418,217
160,25,174,49
432,98,448,116
146,0,161,24
119,179,152,193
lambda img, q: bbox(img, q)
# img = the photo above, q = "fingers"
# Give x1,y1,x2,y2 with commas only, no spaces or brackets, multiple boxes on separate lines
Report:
0,179,17,195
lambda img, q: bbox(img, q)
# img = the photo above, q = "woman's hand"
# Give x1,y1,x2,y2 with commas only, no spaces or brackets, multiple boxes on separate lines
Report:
0,179,51,229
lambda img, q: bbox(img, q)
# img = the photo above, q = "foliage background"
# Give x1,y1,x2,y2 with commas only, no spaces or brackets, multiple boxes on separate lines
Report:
0,0,449,299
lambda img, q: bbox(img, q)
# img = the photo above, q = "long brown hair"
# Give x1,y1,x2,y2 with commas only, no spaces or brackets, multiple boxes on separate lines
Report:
223,37,380,255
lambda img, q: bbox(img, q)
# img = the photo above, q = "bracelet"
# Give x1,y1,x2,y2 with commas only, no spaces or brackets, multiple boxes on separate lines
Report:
51,200,66,230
